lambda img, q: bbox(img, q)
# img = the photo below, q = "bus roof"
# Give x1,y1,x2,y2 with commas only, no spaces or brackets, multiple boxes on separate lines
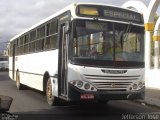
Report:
10,2,141,42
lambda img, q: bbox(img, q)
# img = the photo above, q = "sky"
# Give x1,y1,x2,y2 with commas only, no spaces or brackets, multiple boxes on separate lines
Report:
0,0,159,50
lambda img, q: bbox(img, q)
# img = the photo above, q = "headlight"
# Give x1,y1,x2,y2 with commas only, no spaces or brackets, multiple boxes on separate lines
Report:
84,83,90,90
77,81,83,88
138,82,143,88
69,80,97,91
133,84,138,90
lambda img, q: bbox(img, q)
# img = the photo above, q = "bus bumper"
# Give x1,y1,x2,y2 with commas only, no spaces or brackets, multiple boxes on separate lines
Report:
68,84,145,101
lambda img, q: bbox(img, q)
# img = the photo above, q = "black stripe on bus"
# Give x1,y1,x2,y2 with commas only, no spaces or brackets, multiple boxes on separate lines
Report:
9,70,57,78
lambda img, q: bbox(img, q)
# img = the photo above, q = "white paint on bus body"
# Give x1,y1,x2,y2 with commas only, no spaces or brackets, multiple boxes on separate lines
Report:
9,50,58,91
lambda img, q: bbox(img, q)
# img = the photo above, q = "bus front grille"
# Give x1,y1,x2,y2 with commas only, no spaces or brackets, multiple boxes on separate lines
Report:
83,74,140,91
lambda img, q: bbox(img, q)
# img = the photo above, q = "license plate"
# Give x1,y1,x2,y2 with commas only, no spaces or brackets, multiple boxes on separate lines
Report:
80,94,94,99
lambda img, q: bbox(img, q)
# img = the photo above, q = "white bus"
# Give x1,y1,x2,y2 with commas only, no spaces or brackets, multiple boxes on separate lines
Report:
8,3,145,105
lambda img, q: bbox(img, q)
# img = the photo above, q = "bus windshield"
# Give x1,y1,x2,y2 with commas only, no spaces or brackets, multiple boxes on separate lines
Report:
70,19,144,68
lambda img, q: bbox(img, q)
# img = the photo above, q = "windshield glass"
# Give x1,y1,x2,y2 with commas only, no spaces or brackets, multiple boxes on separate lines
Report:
70,19,144,68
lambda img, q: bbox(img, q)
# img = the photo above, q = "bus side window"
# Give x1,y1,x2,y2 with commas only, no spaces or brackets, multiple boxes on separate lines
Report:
45,37,51,49
36,39,44,51
50,35,57,49
45,19,58,50
24,34,29,53
29,42,36,53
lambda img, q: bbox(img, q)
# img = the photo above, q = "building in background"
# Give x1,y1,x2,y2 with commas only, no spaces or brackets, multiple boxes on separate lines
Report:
0,55,8,71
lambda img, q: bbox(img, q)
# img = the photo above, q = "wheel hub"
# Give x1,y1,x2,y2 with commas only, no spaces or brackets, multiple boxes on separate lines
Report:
47,83,52,99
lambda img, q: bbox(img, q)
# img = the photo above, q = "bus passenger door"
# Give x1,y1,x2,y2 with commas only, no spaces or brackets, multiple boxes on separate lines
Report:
58,23,69,97
12,44,16,79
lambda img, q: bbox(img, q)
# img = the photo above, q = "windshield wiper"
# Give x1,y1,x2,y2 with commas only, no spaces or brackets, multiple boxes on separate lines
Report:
123,22,132,42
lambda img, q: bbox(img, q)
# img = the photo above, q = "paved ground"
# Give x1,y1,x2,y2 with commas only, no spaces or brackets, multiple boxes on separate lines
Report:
137,88,160,108
0,72,160,120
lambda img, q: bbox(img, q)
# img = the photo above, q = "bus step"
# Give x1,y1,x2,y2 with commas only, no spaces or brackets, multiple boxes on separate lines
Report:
59,95,69,101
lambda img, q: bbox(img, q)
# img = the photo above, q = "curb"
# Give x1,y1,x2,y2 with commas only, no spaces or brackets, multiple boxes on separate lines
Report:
136,97,160,108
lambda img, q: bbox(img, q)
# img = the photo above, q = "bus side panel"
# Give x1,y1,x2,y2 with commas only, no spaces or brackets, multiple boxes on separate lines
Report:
9,57,14,80
13,50,59,91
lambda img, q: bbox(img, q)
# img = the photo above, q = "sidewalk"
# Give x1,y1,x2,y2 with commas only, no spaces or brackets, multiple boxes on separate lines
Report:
137,88,160,108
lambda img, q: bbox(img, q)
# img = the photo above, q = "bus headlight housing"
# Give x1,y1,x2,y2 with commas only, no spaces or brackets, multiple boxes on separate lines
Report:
69,80,97,91
129,81,145,91
137,81,145,89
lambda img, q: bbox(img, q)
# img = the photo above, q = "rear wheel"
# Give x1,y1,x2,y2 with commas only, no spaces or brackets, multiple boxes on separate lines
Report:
16,72,24,90
46,78,59,106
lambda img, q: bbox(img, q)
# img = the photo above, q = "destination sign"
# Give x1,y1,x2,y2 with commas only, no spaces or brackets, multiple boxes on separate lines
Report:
76,5,143,24
103,8,142,23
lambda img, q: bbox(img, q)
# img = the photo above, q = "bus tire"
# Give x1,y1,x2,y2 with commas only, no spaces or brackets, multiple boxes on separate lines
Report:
46,78,59,106
16,71,24,90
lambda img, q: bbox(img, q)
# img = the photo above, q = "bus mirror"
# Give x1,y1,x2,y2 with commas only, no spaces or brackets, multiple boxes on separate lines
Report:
65,22,70,34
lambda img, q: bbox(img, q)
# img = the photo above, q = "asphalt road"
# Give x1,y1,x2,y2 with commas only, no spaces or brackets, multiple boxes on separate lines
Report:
0,72,160,120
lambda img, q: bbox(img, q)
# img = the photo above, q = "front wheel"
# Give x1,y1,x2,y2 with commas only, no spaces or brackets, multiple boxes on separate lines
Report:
46,78,59,106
